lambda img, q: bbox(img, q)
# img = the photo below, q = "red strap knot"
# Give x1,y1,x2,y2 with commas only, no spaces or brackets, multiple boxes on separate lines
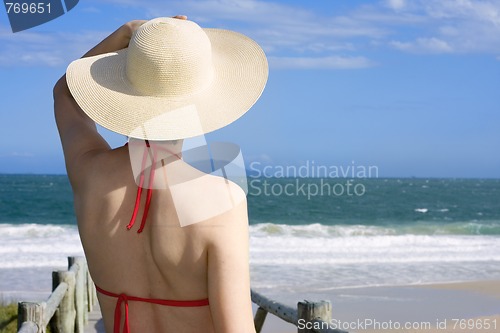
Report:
95,284,209,333
115,293,130,333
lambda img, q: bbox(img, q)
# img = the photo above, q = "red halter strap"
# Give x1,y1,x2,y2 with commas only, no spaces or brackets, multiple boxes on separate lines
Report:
125,141,180,233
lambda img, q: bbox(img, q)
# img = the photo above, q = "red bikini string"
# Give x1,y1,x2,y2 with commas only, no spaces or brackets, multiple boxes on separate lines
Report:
137,147,158,233
95,284,209,333
126,141,181,233
126,141,150,231
116,294,130,333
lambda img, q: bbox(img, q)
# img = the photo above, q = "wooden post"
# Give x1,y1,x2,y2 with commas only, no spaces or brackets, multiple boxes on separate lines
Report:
18,321,39,333
18,301,44,333
51,270,76,333
254,307,268,333
297,301,332,333
87,264,97,312
69,256,87,331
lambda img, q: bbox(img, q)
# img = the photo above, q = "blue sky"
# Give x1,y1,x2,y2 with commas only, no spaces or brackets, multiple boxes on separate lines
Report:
0,0,499,177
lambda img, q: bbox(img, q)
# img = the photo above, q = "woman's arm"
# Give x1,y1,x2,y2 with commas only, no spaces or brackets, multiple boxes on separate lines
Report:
207,198,256,333
54,16,186,187
81,20,146,58
54,20,143,186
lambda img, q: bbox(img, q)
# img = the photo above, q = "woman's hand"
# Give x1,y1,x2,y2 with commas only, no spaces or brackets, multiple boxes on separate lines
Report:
54,14,190,185
81,20,143,58
172,15,187,20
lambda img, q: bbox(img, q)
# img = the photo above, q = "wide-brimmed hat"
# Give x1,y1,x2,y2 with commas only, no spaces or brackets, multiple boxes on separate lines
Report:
66,17,268,140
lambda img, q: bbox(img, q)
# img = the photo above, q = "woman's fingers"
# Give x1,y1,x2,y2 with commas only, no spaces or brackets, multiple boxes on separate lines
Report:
126,20,147,32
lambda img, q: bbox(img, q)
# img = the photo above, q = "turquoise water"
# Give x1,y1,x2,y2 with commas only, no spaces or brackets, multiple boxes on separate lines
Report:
2,175,500,233
0,174,75,225
247,177,500,234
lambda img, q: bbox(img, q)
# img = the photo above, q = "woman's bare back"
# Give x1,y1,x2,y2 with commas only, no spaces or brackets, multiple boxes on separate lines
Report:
73,146,250,332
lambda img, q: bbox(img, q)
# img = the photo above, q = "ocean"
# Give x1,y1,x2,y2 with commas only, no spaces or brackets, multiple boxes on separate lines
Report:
1,174,500,303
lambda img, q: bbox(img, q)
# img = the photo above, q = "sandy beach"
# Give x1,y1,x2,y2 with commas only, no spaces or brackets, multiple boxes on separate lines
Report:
253,279,500,333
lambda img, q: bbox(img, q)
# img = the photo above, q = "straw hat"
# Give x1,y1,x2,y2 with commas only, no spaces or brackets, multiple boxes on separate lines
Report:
66,17,268,140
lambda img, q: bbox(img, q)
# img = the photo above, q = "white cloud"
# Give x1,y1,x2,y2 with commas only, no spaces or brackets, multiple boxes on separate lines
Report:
268,56,376,70
0,26,54,44
416,0,500,53
3,0,500,67
0,152,35,158
97,0,314,28
302,42,356,53
80,6,101,13
0,25,109,67
390,37,453,54
385,0,407,11
247,153,273,164
422,0,500,25
0,27,65,66
377,0,500,54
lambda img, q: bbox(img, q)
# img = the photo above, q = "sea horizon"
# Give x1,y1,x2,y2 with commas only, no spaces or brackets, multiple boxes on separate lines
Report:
1,172,500,179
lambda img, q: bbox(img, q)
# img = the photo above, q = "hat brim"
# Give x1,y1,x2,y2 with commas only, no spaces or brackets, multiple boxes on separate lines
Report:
66,28,268,140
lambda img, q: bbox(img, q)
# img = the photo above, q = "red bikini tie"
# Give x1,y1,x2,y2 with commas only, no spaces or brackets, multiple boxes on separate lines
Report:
95,285,209,333
115,293,130,333
126,141,180,233
126,141,149,232
126,140,156,233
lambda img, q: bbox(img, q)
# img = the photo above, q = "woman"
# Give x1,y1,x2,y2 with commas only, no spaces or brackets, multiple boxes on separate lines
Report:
54,15,267,333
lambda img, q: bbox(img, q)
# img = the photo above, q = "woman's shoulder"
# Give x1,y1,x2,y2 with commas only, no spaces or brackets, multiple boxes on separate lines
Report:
172,174,248,228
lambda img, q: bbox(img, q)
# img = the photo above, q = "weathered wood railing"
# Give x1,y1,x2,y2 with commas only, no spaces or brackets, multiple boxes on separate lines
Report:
17,256,97,333
17,256,346,333
251,290,348,333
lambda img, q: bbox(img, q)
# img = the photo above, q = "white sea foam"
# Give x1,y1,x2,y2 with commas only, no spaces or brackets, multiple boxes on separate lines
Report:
248,223,500,293
1,223,500,300
249,223,500,264
0,224,84,269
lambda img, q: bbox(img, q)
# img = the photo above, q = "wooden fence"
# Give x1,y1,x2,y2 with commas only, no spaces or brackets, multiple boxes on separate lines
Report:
251,290,348,333
16,256,347,333
17,256,96,333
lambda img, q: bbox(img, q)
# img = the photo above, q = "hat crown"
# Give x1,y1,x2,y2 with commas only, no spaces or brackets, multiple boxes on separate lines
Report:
126,18,214,97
